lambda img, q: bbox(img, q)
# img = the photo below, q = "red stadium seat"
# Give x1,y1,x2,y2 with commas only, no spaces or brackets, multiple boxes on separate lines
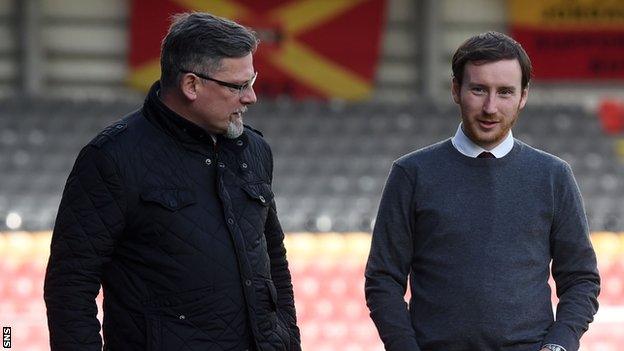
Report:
598,100,624,134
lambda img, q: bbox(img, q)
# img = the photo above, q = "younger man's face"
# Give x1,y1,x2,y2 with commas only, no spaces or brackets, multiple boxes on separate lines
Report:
452,59,528,150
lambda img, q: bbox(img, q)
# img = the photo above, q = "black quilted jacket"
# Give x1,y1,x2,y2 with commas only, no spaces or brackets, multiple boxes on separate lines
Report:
44,82,301,351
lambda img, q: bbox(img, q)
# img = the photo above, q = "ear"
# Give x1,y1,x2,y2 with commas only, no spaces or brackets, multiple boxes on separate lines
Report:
518,86,529,110
180,73,200,101
451,77,461,104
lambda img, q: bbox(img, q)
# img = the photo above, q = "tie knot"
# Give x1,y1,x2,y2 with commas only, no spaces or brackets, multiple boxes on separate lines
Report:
478,152,495,159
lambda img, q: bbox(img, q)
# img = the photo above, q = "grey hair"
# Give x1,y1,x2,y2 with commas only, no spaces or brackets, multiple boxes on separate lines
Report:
160,12,258,90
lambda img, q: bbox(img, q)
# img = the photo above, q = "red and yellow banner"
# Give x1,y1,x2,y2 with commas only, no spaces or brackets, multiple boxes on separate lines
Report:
129,0,387,100
508,0,624,80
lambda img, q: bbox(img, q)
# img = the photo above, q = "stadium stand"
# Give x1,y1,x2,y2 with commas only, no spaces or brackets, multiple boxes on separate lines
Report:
1,98,622,233
1,99,622,349
0,1,621,350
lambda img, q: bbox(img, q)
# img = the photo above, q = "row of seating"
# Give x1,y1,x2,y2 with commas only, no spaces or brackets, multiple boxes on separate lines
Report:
0,98,623,232
0,231,622,350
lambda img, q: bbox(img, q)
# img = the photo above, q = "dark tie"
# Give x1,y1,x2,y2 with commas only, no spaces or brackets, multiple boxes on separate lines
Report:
477,151,495,158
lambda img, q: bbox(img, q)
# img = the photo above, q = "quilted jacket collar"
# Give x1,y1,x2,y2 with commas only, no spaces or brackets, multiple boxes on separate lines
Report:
143,81,251,154
143,81,216,148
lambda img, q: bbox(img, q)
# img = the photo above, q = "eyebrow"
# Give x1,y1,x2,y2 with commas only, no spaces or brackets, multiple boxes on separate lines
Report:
234,78,251,85
233,74,255,85
468,83,517,91
498,86,516,92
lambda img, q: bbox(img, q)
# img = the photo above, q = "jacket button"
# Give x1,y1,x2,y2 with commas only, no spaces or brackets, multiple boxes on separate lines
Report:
241,162,248,169
179,315,185,320
245,279,251,286
205,158,212,166
227,218,234,225
258,195,266,203
218,162,225,168
236,140,244,146
254,239,260,245
169,200,177,208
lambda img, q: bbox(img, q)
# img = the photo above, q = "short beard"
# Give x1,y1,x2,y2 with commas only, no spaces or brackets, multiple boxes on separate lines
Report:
224,115,244,139
224,120,243,139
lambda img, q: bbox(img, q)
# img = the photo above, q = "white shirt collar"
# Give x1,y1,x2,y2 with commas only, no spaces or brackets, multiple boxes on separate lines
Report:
451,123,514,158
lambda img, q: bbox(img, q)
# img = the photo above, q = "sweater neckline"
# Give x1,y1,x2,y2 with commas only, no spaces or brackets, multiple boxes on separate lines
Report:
443,138,523,167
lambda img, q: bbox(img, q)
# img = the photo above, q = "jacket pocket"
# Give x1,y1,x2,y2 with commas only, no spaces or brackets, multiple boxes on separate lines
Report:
240,182,274,250
241,181,274,206
143,286,230,351
256,279,292,351
137,188,197,254
140,188,196,211
266,278,278,311
256,278,278,335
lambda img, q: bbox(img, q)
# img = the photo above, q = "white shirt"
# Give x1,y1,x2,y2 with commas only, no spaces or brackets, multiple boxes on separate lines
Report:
451,123,514,158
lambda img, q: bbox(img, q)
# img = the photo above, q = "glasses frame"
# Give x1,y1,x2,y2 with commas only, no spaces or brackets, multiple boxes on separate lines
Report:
180,69,257,95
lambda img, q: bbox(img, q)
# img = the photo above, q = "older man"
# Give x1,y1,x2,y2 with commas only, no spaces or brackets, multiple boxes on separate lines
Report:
44,12,300,351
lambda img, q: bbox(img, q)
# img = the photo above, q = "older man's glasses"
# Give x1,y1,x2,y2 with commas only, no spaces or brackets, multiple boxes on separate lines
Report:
181,69,257,96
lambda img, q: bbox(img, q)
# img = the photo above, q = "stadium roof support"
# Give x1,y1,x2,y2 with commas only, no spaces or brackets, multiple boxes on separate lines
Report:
418,0,441,102
17,0,42,97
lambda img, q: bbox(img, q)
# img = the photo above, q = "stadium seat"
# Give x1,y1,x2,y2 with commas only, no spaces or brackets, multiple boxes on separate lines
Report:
1,98,623,232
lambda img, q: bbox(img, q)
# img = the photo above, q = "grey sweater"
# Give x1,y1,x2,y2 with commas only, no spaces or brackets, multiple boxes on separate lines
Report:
365,139,600,351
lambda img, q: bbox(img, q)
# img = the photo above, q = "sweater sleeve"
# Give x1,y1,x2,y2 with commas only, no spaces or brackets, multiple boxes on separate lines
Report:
365,163,421,351
542,162,600,351
44,145,126,350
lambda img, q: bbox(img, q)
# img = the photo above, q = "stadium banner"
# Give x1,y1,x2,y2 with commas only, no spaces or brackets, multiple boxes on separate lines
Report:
128,0,387,100
508,0,624,80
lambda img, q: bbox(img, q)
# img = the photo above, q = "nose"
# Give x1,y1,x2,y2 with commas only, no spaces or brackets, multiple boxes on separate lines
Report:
240,86,257,105
483,94,497,115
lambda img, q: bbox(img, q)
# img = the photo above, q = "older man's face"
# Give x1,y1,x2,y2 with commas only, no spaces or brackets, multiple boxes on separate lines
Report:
192,53,257,138
452,59,528,150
